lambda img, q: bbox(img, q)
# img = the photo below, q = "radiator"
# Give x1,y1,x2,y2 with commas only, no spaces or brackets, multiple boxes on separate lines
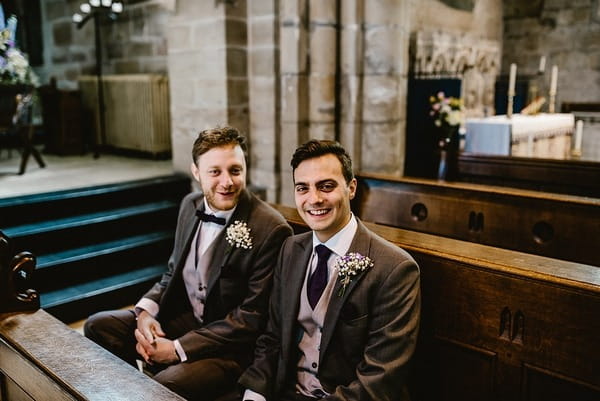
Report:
78,74,171,155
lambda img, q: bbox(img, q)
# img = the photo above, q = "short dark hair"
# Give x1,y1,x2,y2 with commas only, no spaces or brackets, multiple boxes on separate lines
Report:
291,139,354,183
192,126,247,164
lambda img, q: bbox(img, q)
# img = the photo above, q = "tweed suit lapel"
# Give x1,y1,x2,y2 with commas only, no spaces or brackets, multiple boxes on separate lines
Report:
319,221,372,364
205,189,252,295
281,233,313,360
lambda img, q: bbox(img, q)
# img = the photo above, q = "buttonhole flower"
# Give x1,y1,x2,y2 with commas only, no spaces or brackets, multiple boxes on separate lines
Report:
225,220,253,250
334,253,373,297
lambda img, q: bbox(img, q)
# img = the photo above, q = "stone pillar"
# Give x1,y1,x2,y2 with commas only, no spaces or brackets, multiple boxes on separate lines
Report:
279,0,310,205
167,0,248,178
248,0,281,201
359,0,410,176
307,0,337,140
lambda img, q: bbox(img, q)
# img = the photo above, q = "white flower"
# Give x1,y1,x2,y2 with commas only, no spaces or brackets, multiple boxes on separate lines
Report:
225,220,253,250
333,252,373,296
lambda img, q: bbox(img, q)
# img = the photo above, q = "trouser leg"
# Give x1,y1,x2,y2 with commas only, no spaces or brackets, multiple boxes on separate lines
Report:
153,357,242,401
84,309,139,366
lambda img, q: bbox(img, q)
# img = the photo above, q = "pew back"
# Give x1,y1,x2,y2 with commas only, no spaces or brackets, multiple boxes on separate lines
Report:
0,309,185,401
352,173,600,266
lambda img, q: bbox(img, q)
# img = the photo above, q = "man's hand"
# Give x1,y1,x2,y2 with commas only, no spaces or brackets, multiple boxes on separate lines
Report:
136,309,165,343
134,329,180,365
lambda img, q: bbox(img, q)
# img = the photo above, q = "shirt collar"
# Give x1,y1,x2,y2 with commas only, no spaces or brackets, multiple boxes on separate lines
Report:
203,198,236,225
312,213,358,257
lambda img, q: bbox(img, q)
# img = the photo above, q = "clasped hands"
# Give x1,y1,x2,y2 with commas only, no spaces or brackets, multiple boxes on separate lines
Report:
135,310,179,365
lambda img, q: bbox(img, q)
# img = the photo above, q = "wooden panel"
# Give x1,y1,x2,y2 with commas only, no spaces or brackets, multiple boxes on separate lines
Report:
3,375,36,401
457,153,600,198
521,364,600,401
0,339,75,401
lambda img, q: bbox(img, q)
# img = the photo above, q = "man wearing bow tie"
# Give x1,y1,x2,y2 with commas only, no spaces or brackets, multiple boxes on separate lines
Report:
239,140,421,400
85,127,292,400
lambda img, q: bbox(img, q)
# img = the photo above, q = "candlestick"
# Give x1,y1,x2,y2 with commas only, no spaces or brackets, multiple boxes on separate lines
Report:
572,119,583,158
549,65,557,113
538,56,546,74
507,63,517,118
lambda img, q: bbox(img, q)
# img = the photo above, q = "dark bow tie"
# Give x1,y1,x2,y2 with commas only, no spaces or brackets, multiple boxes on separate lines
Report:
196,210,226,225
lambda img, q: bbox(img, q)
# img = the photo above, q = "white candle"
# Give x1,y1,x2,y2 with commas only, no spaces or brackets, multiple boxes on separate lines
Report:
508,63,517,96
538,56,546,73
550,65,558,95
574,120,583,153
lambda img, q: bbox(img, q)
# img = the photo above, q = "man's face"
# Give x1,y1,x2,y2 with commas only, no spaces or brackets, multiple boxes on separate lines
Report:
293,154,356,242
191,144,246,211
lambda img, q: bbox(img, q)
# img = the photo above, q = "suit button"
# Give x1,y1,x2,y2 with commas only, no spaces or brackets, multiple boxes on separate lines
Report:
312,362,317,369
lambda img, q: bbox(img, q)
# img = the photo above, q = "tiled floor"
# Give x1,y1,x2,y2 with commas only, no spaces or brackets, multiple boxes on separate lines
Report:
0,149,176,198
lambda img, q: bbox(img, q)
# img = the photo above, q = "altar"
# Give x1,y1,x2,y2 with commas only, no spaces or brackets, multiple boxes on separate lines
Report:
464,113,575,159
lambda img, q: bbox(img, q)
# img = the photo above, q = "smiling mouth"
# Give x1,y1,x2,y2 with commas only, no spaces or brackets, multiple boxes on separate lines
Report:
307,209,330,216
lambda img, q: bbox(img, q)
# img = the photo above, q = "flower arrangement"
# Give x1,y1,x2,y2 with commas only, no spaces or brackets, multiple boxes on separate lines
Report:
333,253,373,296
0,14,39,86
225,220,253,250
429,91,464,128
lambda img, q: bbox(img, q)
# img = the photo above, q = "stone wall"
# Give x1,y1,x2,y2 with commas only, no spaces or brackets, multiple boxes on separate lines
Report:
36,0,171,89
503,0,600,109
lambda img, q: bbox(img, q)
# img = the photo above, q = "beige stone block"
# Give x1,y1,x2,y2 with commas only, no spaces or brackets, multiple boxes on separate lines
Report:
309,0,337,23
249,18,276,47
281,0,308,22
310,26,337,74
361,121,404,175
281,26,308,74
249,47,276,76
249,0,276,17
249,169,278,203
167,25,192,51
227,78,249,107
308,122,335,141
340,27,362,75
169,78,194,108
168,49,226,79
362,75,402,122
364,26,405,74
192,20,226,50
364,0,403,25
226,18,247,47
340,0,361,25
176,0,225,20
139,58,168,75
249,77,277,112
339,75,361,123
339,121,363,172
308,75,336,122
281,74,309,123
190,79,227,108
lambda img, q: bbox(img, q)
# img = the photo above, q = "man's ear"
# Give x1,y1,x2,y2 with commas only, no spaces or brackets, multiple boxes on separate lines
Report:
190,162,201,182
348,178,357,200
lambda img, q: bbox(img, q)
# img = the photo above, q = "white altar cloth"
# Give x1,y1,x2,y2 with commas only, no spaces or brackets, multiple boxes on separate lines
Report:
465,113,574,159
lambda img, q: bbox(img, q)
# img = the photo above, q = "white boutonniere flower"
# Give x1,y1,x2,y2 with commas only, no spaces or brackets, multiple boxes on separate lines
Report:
225,220,253,250
334,253,373,296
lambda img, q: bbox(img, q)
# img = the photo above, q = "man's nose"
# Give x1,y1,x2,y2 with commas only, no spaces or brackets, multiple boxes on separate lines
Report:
220,172,233,187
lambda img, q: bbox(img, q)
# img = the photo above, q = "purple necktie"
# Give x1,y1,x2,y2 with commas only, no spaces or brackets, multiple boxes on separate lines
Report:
307,245,332,309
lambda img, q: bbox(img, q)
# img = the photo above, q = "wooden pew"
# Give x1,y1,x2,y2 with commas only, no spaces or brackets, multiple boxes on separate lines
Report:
456,153,600,198
352,173,600,266
0,309,185,401
272,204,600,401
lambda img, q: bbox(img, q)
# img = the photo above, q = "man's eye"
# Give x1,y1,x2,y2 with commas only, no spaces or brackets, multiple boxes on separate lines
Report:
231,168,243,175
320,183,336,192
295,186,308,193
208,170,219,176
